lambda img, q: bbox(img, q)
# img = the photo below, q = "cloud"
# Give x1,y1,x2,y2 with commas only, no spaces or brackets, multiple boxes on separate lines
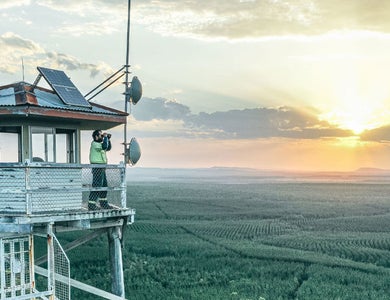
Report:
0,1,125,37
7,1,390,41
55,20,120,37
134,0,317,39
0,32,42,51
37,1,123,37
0,32,113,77
133,0,390,39
45,52,114,78
4,0,390,42
132,97,191,121
131,97,352,139
36,0,122,16
185,106,352,139
0,0,30,9
0,2,124,79
360,126,390,142
0,32,44,74
127,118,190,138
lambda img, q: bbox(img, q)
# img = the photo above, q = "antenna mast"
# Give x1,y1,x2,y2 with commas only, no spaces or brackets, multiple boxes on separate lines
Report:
21,58,25,81
124,0,131,163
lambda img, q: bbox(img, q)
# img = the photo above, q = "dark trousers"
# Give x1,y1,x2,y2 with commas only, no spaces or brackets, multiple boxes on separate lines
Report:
89,167,107,201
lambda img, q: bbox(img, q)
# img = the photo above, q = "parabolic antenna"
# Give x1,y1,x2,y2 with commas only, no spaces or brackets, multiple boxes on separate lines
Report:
127,137,141,165
127,76,142,104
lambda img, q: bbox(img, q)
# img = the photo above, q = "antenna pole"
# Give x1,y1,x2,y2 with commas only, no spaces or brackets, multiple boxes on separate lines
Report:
124,0,131,163
21,58,25,82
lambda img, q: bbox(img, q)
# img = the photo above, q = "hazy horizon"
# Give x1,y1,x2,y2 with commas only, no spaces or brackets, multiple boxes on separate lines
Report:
127,165,390,184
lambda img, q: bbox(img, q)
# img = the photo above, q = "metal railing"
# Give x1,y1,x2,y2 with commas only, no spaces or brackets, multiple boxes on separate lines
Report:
0,162,126,215
0,236,36,299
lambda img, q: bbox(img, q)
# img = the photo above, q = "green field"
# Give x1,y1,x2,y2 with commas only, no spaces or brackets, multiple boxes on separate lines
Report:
62,181,390,299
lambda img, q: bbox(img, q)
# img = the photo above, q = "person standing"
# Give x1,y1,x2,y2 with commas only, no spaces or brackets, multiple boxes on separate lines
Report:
88,129,112,210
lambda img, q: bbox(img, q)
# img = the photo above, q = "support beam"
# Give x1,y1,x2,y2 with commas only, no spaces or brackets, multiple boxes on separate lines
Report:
35,228,107,265
108,226,125,298
35,266,126,300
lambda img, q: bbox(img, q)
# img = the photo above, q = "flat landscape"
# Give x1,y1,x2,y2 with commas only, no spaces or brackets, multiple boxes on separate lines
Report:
62,170,390,299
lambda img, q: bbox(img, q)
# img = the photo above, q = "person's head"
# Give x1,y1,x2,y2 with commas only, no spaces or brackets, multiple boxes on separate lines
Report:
92,129,103,142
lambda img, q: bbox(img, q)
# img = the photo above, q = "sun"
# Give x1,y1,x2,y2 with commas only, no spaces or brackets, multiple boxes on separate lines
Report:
321,107,383,135
319,77,390,135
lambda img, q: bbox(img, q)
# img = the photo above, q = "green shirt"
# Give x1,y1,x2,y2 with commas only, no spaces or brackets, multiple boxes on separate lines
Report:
89,137,111,163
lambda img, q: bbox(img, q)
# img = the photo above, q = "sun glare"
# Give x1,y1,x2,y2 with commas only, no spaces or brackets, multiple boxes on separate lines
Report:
321,107,382,135
319,71,390,135
333,136,365,148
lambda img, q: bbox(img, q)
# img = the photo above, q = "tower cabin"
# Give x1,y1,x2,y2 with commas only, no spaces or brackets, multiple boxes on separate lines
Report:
0,67,134,299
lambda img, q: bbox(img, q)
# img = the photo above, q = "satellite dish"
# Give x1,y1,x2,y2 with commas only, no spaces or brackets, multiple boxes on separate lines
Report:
126,137,141,165
127,76,142,104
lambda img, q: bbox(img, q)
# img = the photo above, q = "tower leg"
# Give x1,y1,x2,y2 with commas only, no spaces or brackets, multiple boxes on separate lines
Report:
108,226,125,298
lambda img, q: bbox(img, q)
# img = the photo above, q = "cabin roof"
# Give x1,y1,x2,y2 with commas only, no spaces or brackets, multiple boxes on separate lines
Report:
0,82,128,130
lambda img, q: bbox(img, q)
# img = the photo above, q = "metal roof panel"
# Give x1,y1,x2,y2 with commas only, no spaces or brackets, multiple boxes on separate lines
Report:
0,83,126,116
0,88,18,105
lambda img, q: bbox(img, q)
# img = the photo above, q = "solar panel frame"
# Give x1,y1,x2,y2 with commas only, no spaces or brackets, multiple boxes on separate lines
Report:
37,66,91,108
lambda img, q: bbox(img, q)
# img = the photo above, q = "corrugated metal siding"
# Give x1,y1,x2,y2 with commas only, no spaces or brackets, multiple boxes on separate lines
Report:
0,88,18,105
34,89,64,107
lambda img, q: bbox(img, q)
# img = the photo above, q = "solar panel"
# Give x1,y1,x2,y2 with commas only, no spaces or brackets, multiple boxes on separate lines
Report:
37,66,91,108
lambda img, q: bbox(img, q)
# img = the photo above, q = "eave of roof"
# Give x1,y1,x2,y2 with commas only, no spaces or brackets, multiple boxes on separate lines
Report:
0,82,128,128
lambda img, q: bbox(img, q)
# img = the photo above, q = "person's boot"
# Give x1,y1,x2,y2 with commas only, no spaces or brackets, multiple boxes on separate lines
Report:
88,201,99,210
99,199,113,209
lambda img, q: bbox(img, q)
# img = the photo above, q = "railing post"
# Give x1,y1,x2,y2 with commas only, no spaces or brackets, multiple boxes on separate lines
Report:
25,162,32,215
47,223,55,300
0,238,5,299
29,234,36,294
120,163,127,209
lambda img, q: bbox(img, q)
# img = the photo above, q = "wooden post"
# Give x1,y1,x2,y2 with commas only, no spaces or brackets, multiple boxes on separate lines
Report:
108,226,125,298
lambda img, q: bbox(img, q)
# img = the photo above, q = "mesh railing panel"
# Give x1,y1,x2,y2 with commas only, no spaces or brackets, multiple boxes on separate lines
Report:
82,165,124,209
0,163,126,214
29,167,83,213
0,236,33,299
53,235,70,300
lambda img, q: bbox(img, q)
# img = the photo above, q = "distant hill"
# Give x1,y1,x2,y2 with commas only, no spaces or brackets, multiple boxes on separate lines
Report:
354,167,390,173
127,167,390,183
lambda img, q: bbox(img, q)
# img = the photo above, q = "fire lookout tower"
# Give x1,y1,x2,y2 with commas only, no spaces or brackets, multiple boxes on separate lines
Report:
0,63,141,299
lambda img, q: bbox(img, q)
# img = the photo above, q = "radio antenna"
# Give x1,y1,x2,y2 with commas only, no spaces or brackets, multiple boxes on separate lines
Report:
122,0,142,166
124,0,131,163
21,58,25,82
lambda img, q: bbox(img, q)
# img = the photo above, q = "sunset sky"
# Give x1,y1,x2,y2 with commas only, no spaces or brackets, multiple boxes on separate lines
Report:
2,0,390,171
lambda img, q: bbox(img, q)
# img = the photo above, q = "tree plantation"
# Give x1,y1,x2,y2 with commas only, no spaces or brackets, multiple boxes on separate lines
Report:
39,181,390,299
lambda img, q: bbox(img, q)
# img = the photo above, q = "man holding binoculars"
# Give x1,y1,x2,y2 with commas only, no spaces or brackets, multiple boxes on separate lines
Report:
88,129,113,210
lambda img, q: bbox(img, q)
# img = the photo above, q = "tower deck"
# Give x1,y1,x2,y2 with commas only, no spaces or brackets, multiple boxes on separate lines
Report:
0,163,133,299
0,162,134,234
